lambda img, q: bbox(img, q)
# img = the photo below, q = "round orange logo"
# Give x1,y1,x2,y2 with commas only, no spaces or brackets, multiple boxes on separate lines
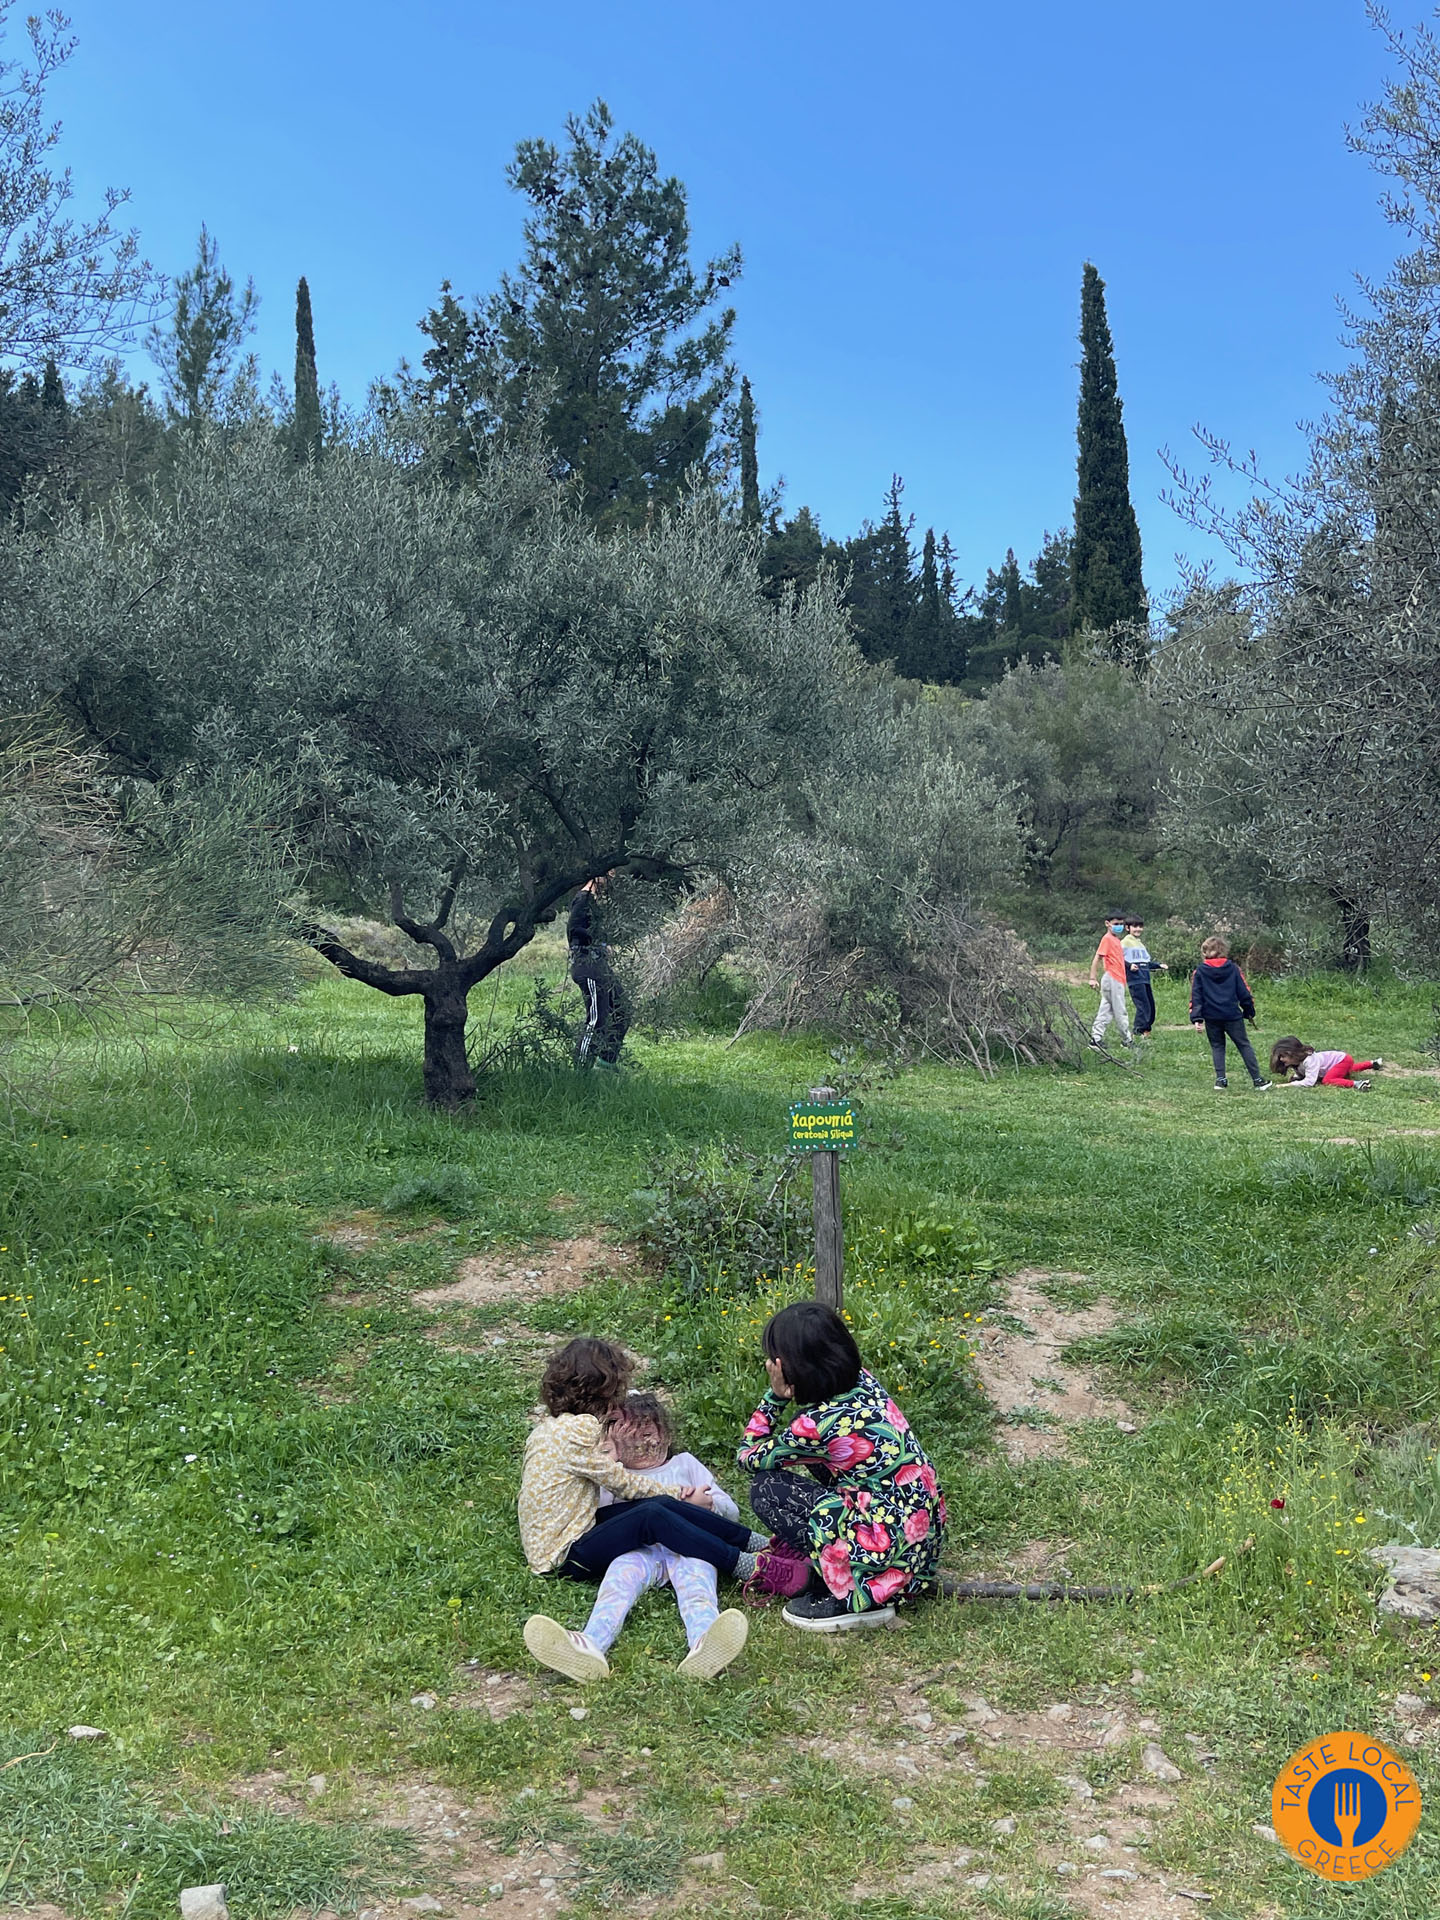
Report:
1272,1731,1421,1880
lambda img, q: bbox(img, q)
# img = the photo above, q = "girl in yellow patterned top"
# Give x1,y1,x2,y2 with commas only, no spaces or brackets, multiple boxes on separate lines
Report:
519,1337,783,1682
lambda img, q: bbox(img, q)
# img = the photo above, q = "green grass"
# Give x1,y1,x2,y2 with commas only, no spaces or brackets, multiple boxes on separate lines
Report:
2,955,1440,1915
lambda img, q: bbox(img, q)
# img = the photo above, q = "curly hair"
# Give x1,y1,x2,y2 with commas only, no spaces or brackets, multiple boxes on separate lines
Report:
540,1337,634,1417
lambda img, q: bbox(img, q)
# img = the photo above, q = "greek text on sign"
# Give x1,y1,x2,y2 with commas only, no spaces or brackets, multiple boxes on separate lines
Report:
789,1102,856,1151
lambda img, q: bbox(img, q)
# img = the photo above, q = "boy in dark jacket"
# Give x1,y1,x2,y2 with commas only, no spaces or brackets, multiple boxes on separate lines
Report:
1189,936,1271,1092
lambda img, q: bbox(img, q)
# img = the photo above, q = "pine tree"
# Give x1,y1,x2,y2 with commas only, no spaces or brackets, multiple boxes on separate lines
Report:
146,226,258,427
293,276,322,462
759,505,831,604
738,375,760,527
844,476,917,666
1071,263,1146,634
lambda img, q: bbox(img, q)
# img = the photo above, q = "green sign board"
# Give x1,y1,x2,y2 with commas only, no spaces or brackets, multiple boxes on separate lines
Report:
789,1101,856,1152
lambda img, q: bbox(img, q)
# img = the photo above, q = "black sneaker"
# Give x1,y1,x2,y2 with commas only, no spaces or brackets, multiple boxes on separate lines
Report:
1213,1080,1228,1092
1253,1079,1274,1092
781,1592,897,1633
1353,1078,1372,1092
1372,1058,1385,1071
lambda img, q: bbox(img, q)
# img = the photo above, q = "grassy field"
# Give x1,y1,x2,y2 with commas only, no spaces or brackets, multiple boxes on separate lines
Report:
3,950,1440,1919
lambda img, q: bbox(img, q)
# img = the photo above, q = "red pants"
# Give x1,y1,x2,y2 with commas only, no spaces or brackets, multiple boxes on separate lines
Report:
1321,1055,1374,1088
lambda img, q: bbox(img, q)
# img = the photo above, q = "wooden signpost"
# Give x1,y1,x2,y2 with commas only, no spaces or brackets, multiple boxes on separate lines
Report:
788,1085,854,1311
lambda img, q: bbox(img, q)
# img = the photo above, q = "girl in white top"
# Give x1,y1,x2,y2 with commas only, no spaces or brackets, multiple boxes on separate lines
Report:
1270,1037,1383,1090
523,1394,749,1684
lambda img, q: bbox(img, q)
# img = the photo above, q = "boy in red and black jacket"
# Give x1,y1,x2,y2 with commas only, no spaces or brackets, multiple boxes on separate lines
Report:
1189,936,1272,1092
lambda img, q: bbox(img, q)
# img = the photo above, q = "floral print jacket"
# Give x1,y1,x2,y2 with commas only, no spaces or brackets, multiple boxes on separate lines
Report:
736,1369,947,1609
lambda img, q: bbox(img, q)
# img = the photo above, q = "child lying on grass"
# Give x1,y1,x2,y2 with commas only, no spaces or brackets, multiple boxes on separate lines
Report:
526,1391,749,1682
1270,1037,1384,1091
518,1337,791,1683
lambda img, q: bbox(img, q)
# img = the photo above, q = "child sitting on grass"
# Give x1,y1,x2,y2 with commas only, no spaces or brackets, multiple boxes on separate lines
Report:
518,1338,787,1683
526,1392,749,1683
1270,1037,1384,1091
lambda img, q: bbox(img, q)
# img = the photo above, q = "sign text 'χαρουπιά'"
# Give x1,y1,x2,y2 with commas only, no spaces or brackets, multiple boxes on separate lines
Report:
788,1102,856,1151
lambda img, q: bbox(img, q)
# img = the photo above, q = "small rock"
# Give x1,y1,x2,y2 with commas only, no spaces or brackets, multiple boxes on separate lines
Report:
1084,1834,1110,1852
537,1879,555,1891
1045,1702,1075,1722
403,1898,444,1913
1130,1668,1150,1684
1101,1868,1138,1881
891,1794,915,1810
1142,1741,1182,1782
569,1706,588,1721
410,1692,438,1711
1100,1717,1130,1747
1116,1421,1138,1434
1396,1692,1429,1714
686,1851,726,1873
67,1725,107,1740
912,1711,933,1730
966,1873,992,1889
180,1889,229,1920
1137,1716,1161,1733
1061,1774,1095,1801
1056,1861,1077,1875
991,1815,1016,1835
1252,1822,1279,1843
306,1774,327,1798
639,1745,652,1755
961,1694,1000,1723
488,1887,504,1897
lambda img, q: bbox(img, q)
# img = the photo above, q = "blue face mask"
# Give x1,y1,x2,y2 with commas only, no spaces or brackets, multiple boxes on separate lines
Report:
1110,923,1125,935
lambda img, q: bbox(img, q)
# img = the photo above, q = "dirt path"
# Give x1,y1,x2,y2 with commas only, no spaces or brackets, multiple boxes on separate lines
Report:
972,1271,1138,1462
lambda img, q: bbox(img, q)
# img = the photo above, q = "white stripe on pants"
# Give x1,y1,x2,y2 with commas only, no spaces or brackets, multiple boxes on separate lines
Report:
1092,973,1131,1043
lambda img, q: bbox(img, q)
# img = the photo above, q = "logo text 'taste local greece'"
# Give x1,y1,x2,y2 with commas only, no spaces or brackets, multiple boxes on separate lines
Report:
1272,1730,1421,1881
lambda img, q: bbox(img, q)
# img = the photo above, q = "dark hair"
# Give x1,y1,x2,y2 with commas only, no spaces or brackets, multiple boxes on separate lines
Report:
1125,918,1145,930
762,1301,862,1405
606,1390,675,1455
540,1337,634,1417
1270,1036,1311,1077
1201,934,1229,959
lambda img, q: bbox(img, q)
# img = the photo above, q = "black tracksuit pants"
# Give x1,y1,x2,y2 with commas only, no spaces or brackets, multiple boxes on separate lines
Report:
570,951,630,1066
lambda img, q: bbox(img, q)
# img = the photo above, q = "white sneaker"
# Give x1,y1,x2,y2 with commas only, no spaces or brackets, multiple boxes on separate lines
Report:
677,1609,749,1679
523,1614,609,1683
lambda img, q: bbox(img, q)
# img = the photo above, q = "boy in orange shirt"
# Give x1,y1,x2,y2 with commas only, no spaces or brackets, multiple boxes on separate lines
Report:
1088,913,1132,1048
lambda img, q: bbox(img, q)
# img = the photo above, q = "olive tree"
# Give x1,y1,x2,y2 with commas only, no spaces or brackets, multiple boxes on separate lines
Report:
1158,10,1440,969
0,429,864,1102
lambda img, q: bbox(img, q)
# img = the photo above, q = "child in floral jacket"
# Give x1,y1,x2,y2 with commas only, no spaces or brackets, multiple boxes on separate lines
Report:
736,1301,947,1632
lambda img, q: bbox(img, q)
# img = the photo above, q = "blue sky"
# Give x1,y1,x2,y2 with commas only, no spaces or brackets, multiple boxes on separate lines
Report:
49,1,1405,600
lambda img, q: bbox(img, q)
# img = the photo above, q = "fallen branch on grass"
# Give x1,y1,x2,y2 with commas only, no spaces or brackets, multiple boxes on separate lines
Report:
934,1551,1235,1603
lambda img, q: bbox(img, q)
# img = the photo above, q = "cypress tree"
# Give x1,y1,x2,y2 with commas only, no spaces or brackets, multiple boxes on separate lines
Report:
937,533,968,684
738,375,760,526
906,527,943,681
1071,263,1145,633
293,276,322,462
40,358,66,414
1001,547,1023,631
